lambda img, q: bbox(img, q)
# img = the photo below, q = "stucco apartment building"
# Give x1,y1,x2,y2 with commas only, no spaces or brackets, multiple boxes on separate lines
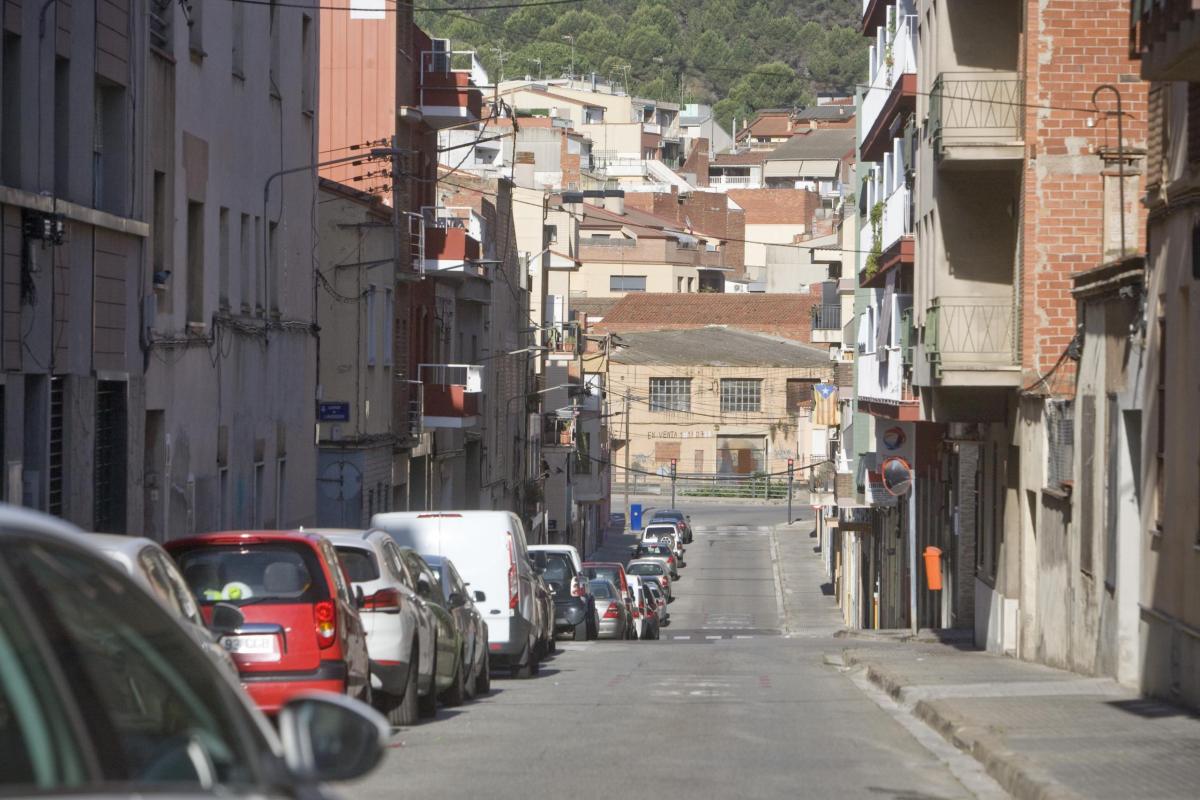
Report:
607,327,833,490
1129,0,1200,711
0,0,148,530
846,0,1158,702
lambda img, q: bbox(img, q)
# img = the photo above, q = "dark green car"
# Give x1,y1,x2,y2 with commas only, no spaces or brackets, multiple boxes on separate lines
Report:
396,547,469,711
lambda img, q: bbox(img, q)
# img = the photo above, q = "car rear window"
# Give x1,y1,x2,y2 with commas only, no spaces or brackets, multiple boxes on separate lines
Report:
584,565,621,587
627,563,663,575
335,547,379,582
534,553,573,583
589,581,614,599
644,526,675,537
175,543,329,605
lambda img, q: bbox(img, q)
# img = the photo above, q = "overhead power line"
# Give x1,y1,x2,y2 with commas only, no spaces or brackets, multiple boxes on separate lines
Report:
215,0,582,12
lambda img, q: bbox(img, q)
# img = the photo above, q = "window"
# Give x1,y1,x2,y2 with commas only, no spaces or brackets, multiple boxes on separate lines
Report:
268,221,279,312
186,201,205,325
2,33,22,186
218,465,230,529
367,285,378,366
93,379,128,532
232,1,245,77
148,0,173,51
649,378,691,412
301,15,314,113
153,172,169,288
575,431,591,474
269,1,281,97
239,213,251,310
1046,399,1074,488
676,277,683,292
544,224,558,244
93,80,128,214
721,379,762,413
218,207,230,310
188,0,204,56
610,275,646,293
687,277,694,292
383,288,394,366
786,378,818,415
275,457,286,528
1079,395,1095,574
54,58,70,198
1154,314,1165,531
253,461,265,528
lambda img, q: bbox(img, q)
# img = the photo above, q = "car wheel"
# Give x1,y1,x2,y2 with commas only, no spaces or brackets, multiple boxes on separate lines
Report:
588,610,599,640
441,651,466,707
573,619,589,641
474,648,491,695
382,649,420,727
512,638,538,679
548,634,557,654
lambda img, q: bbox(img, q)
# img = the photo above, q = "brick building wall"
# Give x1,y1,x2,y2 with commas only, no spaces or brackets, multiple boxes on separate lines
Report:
1020,0,1147,383
624,190,746,278
725,189,821,227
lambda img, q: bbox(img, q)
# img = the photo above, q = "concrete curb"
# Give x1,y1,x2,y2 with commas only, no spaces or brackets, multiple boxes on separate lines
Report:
843,652,1086,800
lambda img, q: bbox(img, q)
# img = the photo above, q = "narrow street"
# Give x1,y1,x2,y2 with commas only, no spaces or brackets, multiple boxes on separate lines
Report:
344,502,992,800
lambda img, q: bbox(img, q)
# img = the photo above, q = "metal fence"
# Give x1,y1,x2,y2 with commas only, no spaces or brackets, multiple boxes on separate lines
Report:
925,297,1016,371
929,72,1024,147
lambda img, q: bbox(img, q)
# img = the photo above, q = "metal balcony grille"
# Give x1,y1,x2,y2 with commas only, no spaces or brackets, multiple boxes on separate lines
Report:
811,304,842,330
929,72,1024,150
925,297,1017,374
1046,399,1074,488
94,381,127,533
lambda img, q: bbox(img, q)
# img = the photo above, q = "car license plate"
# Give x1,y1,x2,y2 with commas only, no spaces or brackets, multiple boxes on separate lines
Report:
221,634,278,655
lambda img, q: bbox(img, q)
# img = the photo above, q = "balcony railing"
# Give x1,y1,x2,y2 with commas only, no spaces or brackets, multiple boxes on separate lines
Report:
881,180,913,256
419,364,483,426
708,174,756,187
929,72,1024,157
542,414,575,447
862,14,917,143
925,297,1016,373
543,322,580,356
811,304,843,330
423,206,483,241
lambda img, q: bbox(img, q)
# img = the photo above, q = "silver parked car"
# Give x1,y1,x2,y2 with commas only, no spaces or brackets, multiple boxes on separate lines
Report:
0,503,388,797
590,578,630,640
87,533,241,676
319,529,439,726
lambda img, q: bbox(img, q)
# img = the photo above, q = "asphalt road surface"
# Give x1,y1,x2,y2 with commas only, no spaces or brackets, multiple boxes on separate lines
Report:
342,500,994,800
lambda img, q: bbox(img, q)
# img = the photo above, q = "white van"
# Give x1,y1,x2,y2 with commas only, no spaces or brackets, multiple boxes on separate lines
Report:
371,511,542,677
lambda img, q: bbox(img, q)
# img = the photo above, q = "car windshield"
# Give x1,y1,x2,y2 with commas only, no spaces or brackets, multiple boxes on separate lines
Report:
627,563,663,575
335,547,379,582
652,512,683,521
175,543,328,605
644,527,675,538
589,580,615,599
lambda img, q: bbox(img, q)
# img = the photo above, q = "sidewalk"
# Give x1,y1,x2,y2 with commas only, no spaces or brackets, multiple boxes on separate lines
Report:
772,522,844,636
841,641,1200,800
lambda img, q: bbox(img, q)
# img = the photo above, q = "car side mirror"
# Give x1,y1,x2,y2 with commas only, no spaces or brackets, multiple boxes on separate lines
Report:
354,585,366,609
209,602,245,636
278,692,388,783
473,590,486,602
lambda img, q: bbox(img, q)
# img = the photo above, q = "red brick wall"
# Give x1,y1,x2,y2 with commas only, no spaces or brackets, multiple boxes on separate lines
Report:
624,190,747,278
596,317,820,344
725,189,820,228
681,138,710,187
1020,0,1147,383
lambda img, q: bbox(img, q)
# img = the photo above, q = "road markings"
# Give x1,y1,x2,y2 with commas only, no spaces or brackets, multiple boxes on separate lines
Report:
705,635,722,640
767,525,788,635
673,635,691,640
734,635,753,640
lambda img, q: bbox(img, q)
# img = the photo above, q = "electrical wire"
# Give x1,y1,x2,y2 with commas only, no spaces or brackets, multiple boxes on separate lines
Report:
578,450,831,479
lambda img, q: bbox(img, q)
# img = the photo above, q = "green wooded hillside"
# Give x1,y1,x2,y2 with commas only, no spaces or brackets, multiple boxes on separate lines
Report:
417,0,868,129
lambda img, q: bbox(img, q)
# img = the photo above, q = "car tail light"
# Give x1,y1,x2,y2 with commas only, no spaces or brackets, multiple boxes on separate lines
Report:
638,599,646,617
314,600,337,647
506,532,519,610
363,588,402,612
603,602,619,619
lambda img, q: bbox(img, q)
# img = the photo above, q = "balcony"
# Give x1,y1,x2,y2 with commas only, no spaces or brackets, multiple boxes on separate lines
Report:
421,207,486,276
862,179,915,288
862,0,888,32
542,414,575,448
419,49,486,129
929,72,1024,166
419,364,483,428
810,304,843,345
543,322,580,360
923,297,1020,386
1131,0,1200,80
860,14,917,163
708,174,759,188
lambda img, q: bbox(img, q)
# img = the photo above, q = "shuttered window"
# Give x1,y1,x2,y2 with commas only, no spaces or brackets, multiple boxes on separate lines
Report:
1147,83,1164,190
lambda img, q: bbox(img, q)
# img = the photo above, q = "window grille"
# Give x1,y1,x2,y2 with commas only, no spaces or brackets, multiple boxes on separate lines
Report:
721,379,762,413
94,381,127,533
1046,399,1074,488
649,378,691,412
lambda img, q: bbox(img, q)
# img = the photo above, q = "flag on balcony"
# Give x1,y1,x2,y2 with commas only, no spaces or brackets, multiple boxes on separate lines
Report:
812,383,839,426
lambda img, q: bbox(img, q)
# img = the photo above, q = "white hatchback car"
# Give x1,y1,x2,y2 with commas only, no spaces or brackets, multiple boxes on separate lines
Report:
88,533,238,676
317,529,439,726
641,523,684,561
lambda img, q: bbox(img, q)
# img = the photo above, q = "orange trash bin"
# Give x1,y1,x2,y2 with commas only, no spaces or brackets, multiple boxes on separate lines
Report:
923,546,943,591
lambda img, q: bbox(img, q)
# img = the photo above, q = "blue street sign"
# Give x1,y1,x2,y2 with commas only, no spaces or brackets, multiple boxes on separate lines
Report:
318,402,351,422
630,503,643,531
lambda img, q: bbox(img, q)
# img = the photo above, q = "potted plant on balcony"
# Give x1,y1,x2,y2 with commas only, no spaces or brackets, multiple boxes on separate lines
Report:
865,200,884,279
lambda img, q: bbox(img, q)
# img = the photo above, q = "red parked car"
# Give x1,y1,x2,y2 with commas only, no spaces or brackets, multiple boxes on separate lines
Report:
166,531,371,715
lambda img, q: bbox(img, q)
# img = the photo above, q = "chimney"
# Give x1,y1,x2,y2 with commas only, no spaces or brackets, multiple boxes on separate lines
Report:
604,192,625,216
514,151,535,188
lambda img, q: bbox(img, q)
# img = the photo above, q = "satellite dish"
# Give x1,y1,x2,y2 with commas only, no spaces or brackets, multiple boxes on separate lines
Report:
881,456,913,496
